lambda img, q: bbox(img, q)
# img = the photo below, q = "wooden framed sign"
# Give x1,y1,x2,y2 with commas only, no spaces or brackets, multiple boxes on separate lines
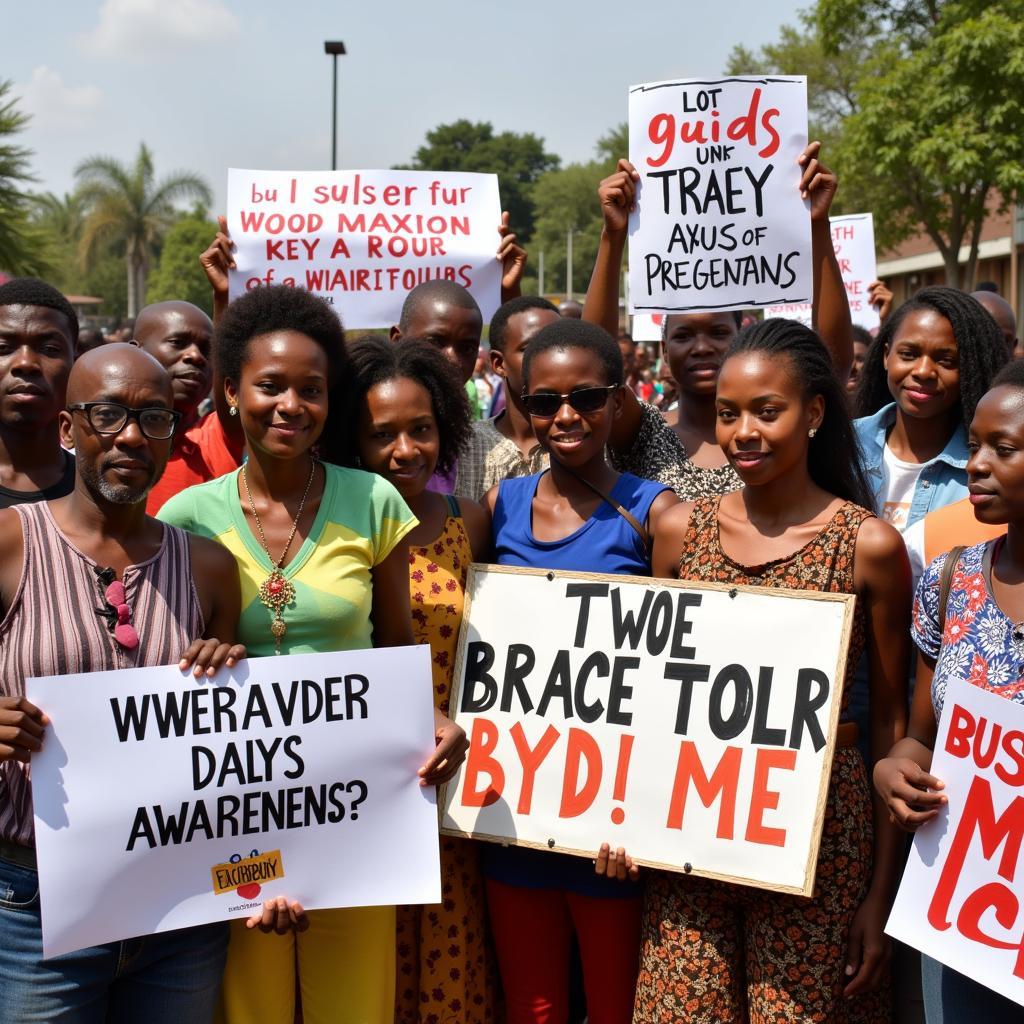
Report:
440,566,856,896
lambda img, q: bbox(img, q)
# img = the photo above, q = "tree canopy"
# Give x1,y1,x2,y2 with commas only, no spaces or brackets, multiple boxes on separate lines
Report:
0,80,47,277
730,0,1024,288
75,143,212,315
147,210,218,315
399,120,560,243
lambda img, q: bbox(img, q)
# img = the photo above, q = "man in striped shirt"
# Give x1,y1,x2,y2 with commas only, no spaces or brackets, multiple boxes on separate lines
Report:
0,343,247,1022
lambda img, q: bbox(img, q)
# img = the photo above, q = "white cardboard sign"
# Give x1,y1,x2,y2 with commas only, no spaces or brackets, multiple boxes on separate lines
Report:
628,76,811,315
887,679,1024,1006
227,168,502,328
30,646,441,958
765,213,879,330
441,567,854,895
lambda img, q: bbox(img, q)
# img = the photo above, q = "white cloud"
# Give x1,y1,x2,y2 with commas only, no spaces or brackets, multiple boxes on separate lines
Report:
78,0,239,59
18,67,103,130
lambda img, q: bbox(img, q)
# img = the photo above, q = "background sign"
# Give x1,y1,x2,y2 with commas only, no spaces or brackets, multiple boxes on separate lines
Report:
441,567,854,895
227,168,502,327
887,679,1024,1007
765,212,879,330
628,76,811,315
30,646,441,958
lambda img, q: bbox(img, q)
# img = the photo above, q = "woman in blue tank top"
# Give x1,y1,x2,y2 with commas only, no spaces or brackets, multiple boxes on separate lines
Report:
481,319,677,1024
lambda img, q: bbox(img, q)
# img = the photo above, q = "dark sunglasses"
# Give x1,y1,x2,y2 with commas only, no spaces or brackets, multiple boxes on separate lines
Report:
68,402,181,440
521,385,618,419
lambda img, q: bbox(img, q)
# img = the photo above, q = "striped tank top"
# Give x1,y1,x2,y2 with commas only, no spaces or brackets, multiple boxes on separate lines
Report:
0,501,203,846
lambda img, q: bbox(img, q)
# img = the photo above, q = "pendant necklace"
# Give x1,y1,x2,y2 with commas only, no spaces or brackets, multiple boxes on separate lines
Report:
242,457,317,654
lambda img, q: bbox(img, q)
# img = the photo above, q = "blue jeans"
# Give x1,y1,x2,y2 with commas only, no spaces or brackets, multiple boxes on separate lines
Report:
921,954,1024,1023
0,852,229,1023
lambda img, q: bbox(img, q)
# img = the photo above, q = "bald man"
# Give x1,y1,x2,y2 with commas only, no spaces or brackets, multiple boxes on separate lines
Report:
134,301,213,431
0,343,246,1021
972,289,1017,356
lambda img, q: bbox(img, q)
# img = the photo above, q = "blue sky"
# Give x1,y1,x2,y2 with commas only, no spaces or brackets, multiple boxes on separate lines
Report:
7,0,808,214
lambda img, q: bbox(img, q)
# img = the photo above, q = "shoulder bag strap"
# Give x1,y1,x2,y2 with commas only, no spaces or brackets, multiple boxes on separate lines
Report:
548,459,651,554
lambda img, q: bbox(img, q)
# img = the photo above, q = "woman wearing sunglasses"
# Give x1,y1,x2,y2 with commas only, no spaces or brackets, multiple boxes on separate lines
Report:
480,318,677,1024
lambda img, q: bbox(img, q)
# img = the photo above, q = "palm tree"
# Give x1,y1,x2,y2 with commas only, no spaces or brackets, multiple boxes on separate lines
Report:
76,143,212,315
0,79,48,276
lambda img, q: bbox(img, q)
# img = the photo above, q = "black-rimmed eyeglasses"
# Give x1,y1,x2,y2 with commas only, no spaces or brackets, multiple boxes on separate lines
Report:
68,403,181,440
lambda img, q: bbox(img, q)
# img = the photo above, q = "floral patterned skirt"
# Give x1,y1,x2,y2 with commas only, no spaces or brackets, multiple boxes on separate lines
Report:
395,835,499,1024
633,748,890,1024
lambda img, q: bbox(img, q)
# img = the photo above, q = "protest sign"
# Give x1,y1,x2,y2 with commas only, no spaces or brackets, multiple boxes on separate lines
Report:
628,76,811,315
227,168,502,328
765,213,879,330
887,679,1024,1006
29,646,441,959
441,567,854,895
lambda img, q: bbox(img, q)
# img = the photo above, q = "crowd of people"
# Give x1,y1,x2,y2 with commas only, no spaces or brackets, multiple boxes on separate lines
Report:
0,139,1022,1024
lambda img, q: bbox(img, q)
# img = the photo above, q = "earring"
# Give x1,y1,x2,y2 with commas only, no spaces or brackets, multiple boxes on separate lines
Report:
229,405,238,417
808,427,818,438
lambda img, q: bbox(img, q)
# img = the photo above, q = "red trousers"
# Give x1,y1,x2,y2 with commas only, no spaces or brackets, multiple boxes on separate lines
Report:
485,878,642,1024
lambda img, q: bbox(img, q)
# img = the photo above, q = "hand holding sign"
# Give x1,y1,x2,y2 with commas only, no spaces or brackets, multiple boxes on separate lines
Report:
0,695,46,764
798,141,838,221
599,159,640,237
873,755,947,830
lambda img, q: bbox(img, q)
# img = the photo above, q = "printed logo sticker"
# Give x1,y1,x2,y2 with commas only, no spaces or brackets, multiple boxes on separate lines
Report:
211,849,284,898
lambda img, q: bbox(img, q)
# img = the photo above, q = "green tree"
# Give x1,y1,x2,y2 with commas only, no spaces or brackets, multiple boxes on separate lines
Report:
0,80,48,276
726,13,867,154
400,120,560,242
28,191,85,291
75,143,212,316
147,210,218,315
731,0,1024,288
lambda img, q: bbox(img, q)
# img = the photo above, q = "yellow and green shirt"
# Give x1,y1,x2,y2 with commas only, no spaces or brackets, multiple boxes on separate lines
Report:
158,464,416,657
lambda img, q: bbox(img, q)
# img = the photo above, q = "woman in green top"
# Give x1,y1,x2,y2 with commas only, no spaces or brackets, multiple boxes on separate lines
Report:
159,285,467,1024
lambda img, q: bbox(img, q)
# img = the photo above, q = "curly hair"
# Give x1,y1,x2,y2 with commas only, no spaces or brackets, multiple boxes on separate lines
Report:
521,319,624,391
725,318,873,508
0,277,78,345
346,336,472,475
214,285,350,462
854,286,1008,433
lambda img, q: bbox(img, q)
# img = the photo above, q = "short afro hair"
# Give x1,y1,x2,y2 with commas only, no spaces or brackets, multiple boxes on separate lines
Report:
851,325,873,347
0,277,78,345
489,295,558,352
215,286,350,464
521,319,624,391
215,286,346,385
346,335,472,475
989,357,1024,391
660,309,743,343
398,280,481,332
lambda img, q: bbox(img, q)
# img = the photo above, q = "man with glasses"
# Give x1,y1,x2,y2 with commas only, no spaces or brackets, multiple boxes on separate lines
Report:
0,278,78,510
0,343,247,1022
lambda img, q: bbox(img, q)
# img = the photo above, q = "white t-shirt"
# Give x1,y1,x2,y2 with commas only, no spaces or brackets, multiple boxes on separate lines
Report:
879,444,925,533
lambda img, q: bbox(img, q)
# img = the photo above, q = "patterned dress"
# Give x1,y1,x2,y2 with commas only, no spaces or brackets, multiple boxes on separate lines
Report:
634,497,891,1024
395,503,498,1024
611,401,742,501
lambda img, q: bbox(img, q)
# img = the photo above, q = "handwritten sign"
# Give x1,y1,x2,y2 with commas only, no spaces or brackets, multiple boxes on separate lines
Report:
441,567,854,895
30,647,441,958
628,76,811,315
765,213,879,330
887,679,1024,1006
227,169,502,328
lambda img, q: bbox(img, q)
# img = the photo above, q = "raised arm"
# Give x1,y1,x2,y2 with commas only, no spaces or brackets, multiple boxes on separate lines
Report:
801,142,854,381
581,159,646,451
199,215,235,325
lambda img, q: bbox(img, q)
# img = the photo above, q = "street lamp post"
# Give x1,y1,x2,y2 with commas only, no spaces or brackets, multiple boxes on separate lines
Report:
324,40,346,170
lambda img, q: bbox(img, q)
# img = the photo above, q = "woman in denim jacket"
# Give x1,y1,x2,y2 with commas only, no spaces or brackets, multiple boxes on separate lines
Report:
852,286,1006,532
